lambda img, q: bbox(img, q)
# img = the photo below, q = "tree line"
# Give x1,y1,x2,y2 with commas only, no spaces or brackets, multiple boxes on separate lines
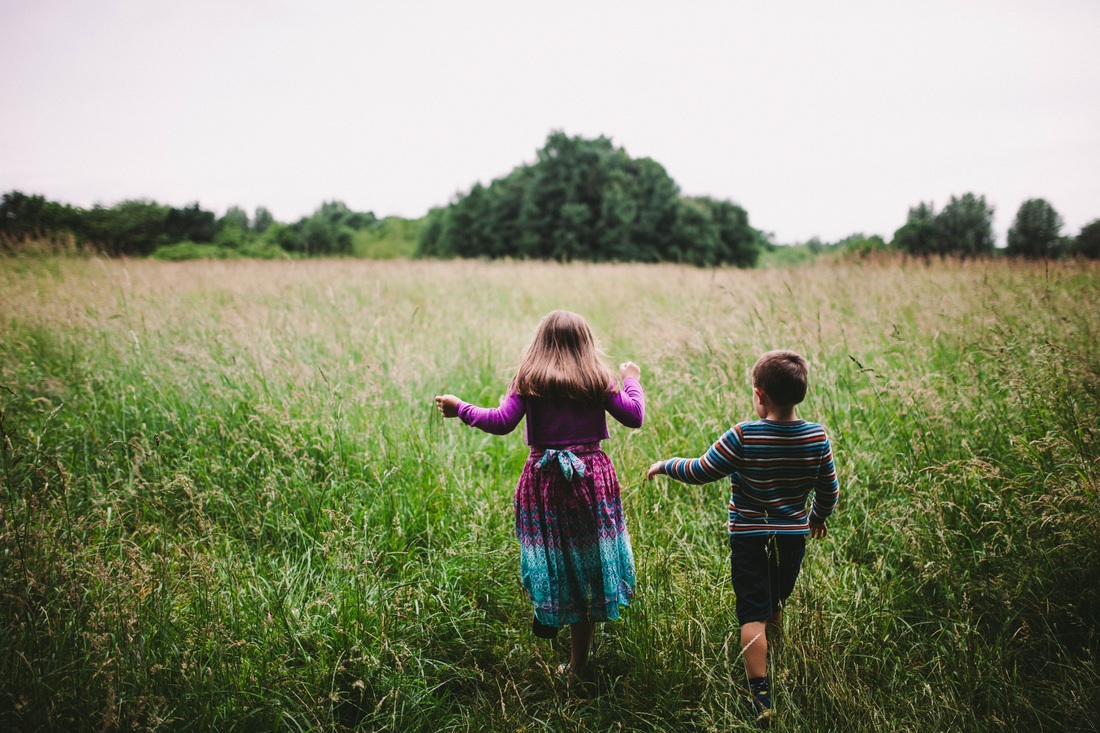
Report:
891,194,1098,260
0,191,381,258
3,130,1097,263
421,132,1097,263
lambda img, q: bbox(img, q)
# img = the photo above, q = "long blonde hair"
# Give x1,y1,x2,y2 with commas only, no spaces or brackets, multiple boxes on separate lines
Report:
510,310,617,405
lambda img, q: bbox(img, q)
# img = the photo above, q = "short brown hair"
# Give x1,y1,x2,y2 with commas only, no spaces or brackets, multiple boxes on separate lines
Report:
752,350,808,406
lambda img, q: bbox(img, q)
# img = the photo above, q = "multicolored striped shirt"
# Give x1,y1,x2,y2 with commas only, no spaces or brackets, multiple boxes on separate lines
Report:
655,419,838,536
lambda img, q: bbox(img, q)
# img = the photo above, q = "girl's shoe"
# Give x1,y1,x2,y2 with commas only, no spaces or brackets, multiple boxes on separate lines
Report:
533,616,559,639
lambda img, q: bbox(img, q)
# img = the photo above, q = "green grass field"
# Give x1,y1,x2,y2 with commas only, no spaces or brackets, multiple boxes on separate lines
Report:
1,256,1098,731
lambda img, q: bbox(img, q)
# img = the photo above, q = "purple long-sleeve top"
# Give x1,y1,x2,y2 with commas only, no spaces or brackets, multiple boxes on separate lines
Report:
456,377,645,447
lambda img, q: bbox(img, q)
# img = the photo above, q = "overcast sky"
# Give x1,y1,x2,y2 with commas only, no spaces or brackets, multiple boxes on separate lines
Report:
2,0,1098,245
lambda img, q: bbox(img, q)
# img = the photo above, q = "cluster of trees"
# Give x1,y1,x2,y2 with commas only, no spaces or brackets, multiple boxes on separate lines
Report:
891,194,1099,259
417,132,763,267
0,191,218,256
0,191,380,258
6,134,1097,265
263,201,377,256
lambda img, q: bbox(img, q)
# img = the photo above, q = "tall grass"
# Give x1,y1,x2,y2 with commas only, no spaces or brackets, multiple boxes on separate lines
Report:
1,256,1097,731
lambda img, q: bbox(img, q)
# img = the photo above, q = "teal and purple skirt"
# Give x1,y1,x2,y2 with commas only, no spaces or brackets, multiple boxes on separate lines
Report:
514,442,636,629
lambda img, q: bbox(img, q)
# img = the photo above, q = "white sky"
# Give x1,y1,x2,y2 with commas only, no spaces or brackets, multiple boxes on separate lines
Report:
2,0,1098,245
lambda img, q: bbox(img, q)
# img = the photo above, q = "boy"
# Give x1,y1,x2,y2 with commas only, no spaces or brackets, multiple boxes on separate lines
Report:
647,349,838,724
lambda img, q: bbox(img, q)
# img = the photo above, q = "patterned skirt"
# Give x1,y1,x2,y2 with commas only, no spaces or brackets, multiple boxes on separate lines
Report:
514,442,636,628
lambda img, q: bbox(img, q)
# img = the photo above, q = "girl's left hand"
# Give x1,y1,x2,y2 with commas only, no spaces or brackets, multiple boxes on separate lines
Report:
435,394,460,418
619,361,641,380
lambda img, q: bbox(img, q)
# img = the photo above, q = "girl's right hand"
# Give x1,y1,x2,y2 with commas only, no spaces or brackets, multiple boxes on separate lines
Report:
435,394,460,418
619,361,641,380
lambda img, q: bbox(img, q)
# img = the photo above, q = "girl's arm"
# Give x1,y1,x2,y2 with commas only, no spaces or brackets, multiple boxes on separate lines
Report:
439,391,525,435
606,362,645,428
646,425,743,485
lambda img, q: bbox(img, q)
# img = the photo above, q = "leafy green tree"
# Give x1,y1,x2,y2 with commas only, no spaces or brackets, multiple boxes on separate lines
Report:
486,169,530,258
671,199,719,265
165,203,216,243
221,206,250,232
894,195,994,257
270,201,374,256
1,191,222,253
253,207,274,234
701,198,761,267
1073,219,1100,259
415,131,759,266
1006,198,1064,259
213,206,251,249
81,199,170,256
0,191,82,239
316,200,376,231
214,224,246,249
624,158,681,262
836,233,889,258
553,202,591,261
515,132,600,259
892,202,938,255
445,183,498,258
594,171,638,260
935,193,995,257
300,217,345,255
265,223,305,253
515,133,688,261
416,207,448,257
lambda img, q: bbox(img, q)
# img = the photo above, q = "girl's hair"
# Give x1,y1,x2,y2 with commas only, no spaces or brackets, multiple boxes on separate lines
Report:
510,310,617,404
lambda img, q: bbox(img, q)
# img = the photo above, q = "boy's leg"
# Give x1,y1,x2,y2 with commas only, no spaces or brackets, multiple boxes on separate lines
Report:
741,620,768,679
763,535,804,662
766,610,784,653
731,534,776,718
772,534,807,613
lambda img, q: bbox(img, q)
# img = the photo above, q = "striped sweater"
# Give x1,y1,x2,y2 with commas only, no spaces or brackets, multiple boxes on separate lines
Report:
656,419,838,536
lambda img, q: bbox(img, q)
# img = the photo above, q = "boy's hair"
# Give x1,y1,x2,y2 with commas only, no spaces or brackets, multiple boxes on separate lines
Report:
511,310,617,405
752,350,808,407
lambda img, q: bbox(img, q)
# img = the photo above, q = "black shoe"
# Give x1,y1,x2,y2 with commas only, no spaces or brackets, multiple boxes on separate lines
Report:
532,616,559,639
747,689,775,726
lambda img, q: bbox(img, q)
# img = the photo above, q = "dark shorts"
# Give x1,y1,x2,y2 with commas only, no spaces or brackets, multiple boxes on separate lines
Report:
730,533,806,624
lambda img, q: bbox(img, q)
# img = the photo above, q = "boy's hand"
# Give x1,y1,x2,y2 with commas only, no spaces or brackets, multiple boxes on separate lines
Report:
434,394,460,418
809,522,827,539
645,462,664,481
619,361,641,380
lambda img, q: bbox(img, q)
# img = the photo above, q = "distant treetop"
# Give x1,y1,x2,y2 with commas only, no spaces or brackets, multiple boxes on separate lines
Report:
416,131,764,267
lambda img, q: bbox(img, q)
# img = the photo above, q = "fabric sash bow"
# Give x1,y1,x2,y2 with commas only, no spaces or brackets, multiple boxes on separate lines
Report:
536,449,586,482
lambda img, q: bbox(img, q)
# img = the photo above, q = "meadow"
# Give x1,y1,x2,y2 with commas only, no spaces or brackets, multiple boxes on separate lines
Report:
1,255,1097,732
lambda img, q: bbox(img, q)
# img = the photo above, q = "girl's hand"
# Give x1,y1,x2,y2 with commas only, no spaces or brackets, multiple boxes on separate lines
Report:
619,361,641,380
809,522,828,539
434,394,460,418
645,462,663,481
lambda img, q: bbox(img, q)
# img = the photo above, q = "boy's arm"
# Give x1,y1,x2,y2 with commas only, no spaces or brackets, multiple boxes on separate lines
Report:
456,392,525,435
648,426,742,485
808,437,839,525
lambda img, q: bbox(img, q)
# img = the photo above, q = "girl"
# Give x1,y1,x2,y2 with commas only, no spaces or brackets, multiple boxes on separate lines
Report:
435,310,644,682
